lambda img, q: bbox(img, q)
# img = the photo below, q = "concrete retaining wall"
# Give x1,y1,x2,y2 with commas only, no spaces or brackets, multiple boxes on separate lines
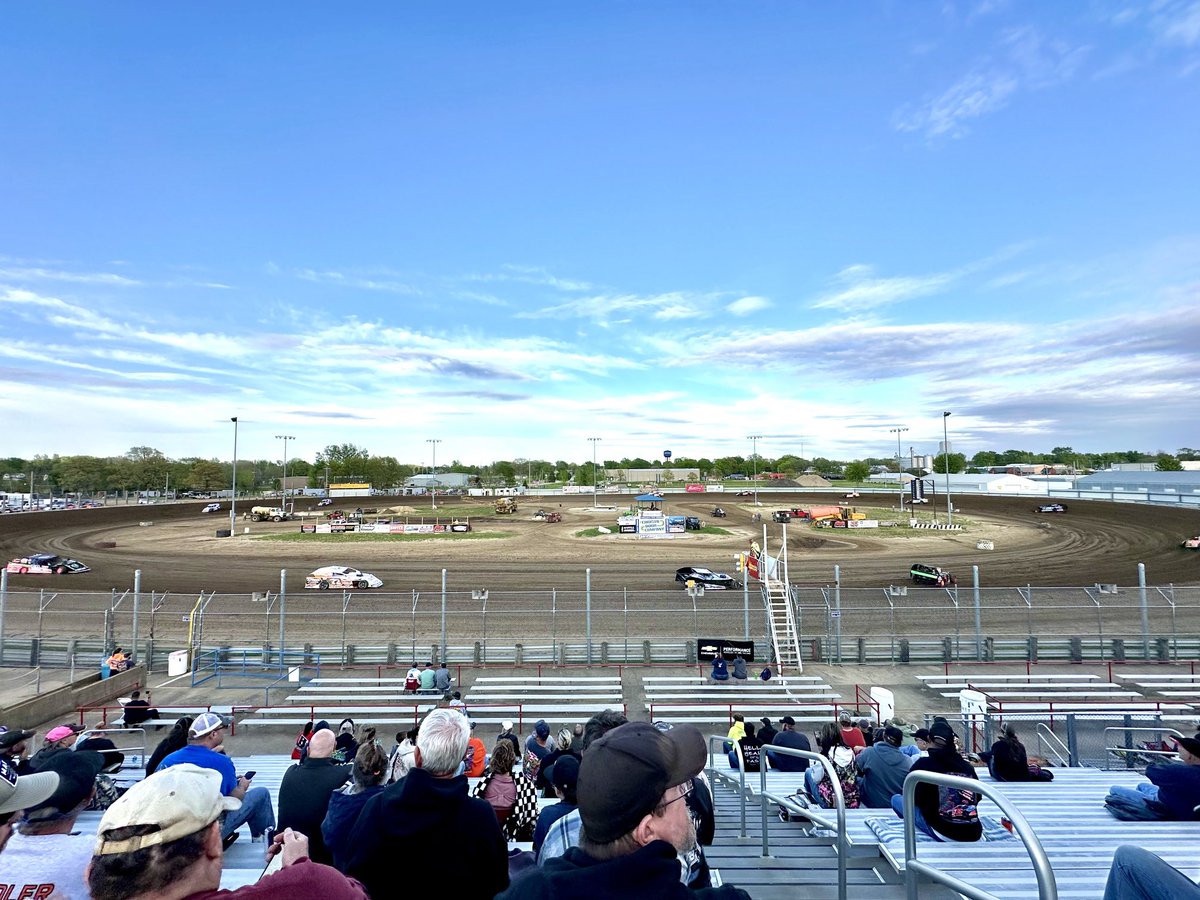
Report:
0,666,144,729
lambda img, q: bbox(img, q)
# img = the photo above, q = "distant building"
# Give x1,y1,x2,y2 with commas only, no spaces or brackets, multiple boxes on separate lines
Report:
607,467,700,484
1076,470,1200,493
405,472,471,489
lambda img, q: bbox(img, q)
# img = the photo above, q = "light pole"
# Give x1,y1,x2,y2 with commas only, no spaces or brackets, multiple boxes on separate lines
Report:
426,439,441,510
748,435,762,505
275,434,295,501
943,411,953,527
588,438,602,509
890,426,909,514
229,417,239,535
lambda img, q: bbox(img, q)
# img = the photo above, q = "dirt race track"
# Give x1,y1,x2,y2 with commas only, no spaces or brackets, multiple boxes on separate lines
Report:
1,492,1198,647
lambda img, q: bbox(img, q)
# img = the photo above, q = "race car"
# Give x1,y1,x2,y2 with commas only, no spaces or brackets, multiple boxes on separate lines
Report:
201,502,221,513
675,566,739,590
735,490,753,497
710,507,727,518
1182,536,1200,550
910,563,955,587
844,491,861,498
1034,503,1068,513
304,566,384,590
317,498,333,506
6,554,91,575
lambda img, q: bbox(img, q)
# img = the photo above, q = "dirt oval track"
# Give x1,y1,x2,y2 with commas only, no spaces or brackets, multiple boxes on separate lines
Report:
2,492,1198,596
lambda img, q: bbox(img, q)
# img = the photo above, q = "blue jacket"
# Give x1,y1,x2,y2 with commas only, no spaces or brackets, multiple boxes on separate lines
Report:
322,785,384,870
1147,762,1200,819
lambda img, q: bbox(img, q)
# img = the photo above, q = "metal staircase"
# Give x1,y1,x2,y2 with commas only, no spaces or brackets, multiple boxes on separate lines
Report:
757,522,804,674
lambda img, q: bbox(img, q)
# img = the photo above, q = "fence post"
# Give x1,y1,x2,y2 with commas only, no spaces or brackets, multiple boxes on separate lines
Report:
585,568,593,666
834,565,842,664
972,565,982,661
743,576,750,640
1123,714,1134,770
1138,563,1150,661
0,568,7,665
1066,714,1078,767
441,568,447,661
131,569,141,666
279,569,287,664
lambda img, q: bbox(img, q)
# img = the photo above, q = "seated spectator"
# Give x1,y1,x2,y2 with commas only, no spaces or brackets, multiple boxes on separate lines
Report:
1102,844,1200,900
710,655,729,683
498,721,751,899
278,728,351,864
434,661,453,694
856,725,913,808
145,715,193,776
768,716,811,772
858,718,876,747
901,727,930,759
472,739,539,841
524,719,553,784
157,712,275,848
448,690,468,715
27,725,78,772
988,724,1053,782
464,720,488,778
806,723,860,809
291,721,314,760
892,720,981,842
334,719,358,762
106,648,129,673
1105,733,1200,821
87,764,369,900
570,722,585,753
418,661,437,693
536,727,580,795
0,728,36,774
0,757,61,855
731,654,749,681
323,740,388,871
723,714,745,753
496,720,520,758
121,691,159,726
3,750,105,900
532,754,578,855
837,711,866,755
404,662,420,693
344,708,509,899
728,722,762,772
387,728,418,783
758,717,778,746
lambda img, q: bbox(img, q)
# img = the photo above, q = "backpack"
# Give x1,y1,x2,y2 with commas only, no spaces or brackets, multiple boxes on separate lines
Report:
937,785,980,826
816,748,860,809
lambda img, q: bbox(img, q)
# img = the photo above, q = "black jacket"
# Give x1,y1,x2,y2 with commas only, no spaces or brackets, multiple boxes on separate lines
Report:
496,840,751,900
988,738,1031,781
909,748,982,842
344,767,508,900
277,757,352,864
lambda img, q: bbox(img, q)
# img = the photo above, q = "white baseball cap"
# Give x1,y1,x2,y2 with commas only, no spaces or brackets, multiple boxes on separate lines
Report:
188,712,226,739
0,756,59,816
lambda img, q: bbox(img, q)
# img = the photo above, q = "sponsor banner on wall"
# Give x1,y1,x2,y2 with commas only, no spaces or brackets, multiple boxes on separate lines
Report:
685,484,704,493
330,522,357,533
697,639,756,662
386,523,446,534
667,516,686,533
706,484,724,492
300,524,317,533
845,520,880,528
638,516,667,537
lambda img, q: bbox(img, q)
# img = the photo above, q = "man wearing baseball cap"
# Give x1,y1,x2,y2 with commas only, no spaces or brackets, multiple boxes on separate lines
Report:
86,764,369,900
498,721,751,899
157,712,275,847
1105,732,1200,821
0,728,36,774
766,716,811,772
892,720,981,842
0,756,59,855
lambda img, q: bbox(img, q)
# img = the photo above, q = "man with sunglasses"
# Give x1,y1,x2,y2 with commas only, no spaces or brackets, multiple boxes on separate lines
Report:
498,721,750,898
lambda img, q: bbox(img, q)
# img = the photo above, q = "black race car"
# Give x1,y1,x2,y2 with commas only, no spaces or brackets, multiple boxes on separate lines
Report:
675,566,739,590
910,563,955,587
1034,503,1068,513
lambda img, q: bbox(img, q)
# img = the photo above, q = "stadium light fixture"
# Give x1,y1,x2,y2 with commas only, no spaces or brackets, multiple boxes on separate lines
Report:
588,437,602,509
427,438,441,510
275,434,295,502
230,417,238,535
748,435,762,506
943,412,953,527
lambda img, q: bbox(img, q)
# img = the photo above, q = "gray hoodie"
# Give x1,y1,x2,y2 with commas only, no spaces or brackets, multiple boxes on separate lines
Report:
855,740,914,808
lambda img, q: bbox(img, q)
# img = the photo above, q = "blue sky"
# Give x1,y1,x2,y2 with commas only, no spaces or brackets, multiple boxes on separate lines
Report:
2,1,1198,467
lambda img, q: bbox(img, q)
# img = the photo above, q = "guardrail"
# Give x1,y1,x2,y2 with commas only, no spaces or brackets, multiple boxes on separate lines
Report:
1103,724,1185,769
901,771,1055,900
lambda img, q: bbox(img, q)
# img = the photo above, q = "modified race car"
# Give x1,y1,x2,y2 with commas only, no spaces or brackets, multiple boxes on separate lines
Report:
675,566,740,590
910,563,955,587
201,502,221,513
6,554,91,575
1034,503,1068,513
1182,536,1200,550
304,566,384,590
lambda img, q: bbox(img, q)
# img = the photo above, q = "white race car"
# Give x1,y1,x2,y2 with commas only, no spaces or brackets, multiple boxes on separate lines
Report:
6,554,91,575
201,502,221,513
304,566,383,590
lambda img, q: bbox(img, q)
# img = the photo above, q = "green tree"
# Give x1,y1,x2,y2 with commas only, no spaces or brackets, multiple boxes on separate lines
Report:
843,461,870,484
189,460,227,490
1155,453,1183,471
932,452,967,474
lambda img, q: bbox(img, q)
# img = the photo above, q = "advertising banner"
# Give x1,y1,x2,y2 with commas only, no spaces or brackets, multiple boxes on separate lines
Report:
638,516,667,537
697,639,756,662
300,524,317,533
685,484,704,492
667,516,686,533
845,520,880,528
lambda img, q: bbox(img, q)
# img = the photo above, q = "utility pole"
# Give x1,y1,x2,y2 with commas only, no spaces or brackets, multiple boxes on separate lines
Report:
748,435,762,505
229,417,239,535
588,437,602,509
890,426,909,515
426,439,441,510
943,411,953,527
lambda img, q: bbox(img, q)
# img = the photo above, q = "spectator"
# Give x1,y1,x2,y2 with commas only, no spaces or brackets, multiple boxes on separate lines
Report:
73,735,125,810
157,712,275,848
343,708,509,899
106,647,129,674
723,714,745,753
1105,732,1200,821
988,724,1053,782
291,721,314,761
858,718,876,747
434,661,453,695
768,716,812,772
387,729,418,783
1,750,105,899
731,654,749,682
0,728,35,774
837,711,866,754
758,717,778,746
145,715,193,776
277,728,350,865
0,757,60,856
448,690,468,715
570,722,585,753
856,725,913,808
463,720,488,778
892,720,981,842
87,764,369,900
497,721,751,900
536,727,580,795
323,739,388,871
806,723,860,809
418,661,437,693
901,727,931,759
471,739,539,841
496,720,520,758
532,754,578,855
537,709,629,865
403,662,420,693
524,719,553,784
709,655,729,683
334,719,358,762
729,722,762,772
121,691,159,727
26,725,77,772
1102,844,1200,900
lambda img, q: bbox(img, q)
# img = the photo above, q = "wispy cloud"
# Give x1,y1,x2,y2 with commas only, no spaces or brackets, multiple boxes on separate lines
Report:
295,268,422,296
726,295,772,316
810,264,957,311
0,266,142,286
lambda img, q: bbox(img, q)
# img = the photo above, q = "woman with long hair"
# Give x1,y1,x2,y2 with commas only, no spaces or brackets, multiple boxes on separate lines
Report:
989,723,1053,782
471,739,539,841
807,722,860,808
322,739,389,871
145,715,193,775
